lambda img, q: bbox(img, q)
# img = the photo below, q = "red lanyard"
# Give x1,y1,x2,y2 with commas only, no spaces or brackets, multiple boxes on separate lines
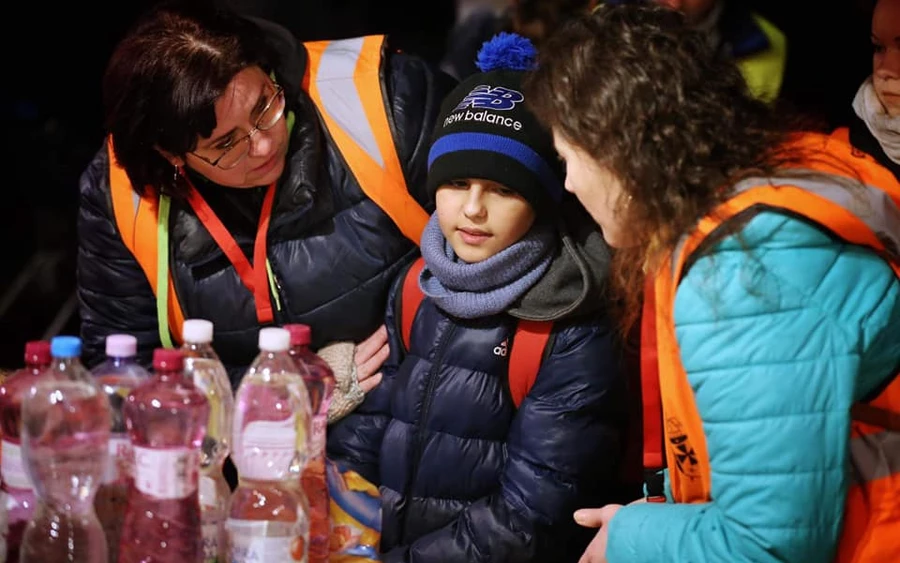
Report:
185,180,277,324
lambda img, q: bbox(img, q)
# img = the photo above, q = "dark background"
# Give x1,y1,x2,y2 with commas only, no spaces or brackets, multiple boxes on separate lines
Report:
0,0,875,369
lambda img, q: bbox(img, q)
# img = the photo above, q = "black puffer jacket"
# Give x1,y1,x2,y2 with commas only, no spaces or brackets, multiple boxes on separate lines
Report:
77,22,454,383
329,203,637,563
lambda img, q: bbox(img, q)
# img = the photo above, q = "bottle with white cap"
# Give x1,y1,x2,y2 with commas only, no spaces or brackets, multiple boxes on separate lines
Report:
181,319,234,563
90,334,150,563
226,327,311,563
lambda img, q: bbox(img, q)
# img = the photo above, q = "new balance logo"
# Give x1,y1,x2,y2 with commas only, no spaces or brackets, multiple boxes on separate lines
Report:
453,85,524,112
493,339,508,357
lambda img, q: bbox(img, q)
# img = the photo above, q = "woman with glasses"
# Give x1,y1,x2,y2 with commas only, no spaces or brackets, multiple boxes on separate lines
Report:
76,0,453,394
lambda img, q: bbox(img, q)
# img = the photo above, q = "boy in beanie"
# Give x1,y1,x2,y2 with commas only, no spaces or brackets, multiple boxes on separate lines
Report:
327,33,635,563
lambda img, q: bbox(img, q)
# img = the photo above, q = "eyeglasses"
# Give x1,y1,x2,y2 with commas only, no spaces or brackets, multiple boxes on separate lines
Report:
190,84,286,170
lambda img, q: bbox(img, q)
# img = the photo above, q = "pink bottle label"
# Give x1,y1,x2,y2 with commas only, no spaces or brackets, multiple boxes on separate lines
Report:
133,446,199,499
1,441,32,490
308,415,327,461
103,435,133,485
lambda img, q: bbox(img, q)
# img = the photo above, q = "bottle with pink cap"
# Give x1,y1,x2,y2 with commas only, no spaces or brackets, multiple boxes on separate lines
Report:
91,333,150,563
119,348,209,563
181,318,234,563
285,323,335,563
227,327,311,563
0,340,52,562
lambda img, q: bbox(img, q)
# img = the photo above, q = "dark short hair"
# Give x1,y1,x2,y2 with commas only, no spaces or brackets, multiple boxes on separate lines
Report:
103,0,277,197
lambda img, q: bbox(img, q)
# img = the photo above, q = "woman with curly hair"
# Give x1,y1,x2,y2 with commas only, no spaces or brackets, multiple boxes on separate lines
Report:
524,4,900,563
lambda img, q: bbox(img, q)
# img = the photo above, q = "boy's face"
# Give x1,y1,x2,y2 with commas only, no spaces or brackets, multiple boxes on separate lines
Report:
436,178,536,263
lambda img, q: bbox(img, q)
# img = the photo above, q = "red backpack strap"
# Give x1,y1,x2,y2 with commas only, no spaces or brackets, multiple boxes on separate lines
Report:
399,257,427,352
640,275,666,501
508,320,554,408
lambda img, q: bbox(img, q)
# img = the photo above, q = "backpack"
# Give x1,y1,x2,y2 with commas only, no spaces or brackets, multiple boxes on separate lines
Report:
396,257,554,407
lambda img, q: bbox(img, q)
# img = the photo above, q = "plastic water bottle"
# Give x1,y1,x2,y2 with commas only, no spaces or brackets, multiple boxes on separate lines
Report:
285,324,335,563
181,319,234,563
227,327,310,563
0,340,51,562
91,334,150,563
48,336,93,381
19,335,112,563
119,349,209,563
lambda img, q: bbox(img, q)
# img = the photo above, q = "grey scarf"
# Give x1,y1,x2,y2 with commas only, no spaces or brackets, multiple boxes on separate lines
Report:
419,214,556,319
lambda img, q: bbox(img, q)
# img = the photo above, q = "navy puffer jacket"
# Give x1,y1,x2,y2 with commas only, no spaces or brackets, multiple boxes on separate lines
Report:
76,20,454,382
328,207,633,563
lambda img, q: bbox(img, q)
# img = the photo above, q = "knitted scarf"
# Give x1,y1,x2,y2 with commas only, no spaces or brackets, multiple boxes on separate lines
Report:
419,214,556,319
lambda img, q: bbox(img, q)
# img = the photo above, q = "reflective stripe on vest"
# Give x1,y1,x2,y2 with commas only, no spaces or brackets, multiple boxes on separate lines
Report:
108,137,185,346
303,36,429,244
737,13,787,104
108,35,421,348
645,131,900,561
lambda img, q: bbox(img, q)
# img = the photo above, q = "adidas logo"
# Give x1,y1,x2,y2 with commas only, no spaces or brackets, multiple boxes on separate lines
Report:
493,338,508,357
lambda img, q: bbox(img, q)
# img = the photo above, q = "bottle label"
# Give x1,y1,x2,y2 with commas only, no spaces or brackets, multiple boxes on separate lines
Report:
1,440,32,490
237,417,298,480
202,512,223,563
226,519,306,563
308,415,327,462
103,434,133,484
133,446,199,500
200,474,217,506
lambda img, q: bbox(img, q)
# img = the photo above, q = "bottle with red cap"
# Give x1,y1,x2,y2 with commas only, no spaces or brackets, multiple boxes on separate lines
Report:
0,340,51,562
91,334,150,563
285,324,335,563
119,348,209,563
227,327,310,562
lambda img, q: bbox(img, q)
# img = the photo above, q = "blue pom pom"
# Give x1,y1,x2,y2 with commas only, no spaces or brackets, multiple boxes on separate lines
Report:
475,32,537,73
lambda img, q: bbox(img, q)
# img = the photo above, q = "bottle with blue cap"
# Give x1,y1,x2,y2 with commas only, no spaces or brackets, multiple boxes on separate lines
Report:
47,335,92,383
19,334,112,561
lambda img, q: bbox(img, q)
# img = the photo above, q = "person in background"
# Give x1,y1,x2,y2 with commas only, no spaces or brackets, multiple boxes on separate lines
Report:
329,33,635,563
77,0,454,399
839,0,900,181
524,4,900,562
441,0,599,80
604,0,787,103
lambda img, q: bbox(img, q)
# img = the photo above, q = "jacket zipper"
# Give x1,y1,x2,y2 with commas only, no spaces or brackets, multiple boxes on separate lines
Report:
400,321,456,540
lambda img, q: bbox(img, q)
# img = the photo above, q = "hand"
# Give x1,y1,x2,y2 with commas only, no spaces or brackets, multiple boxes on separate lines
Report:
355,325,389,393
574,504,623,563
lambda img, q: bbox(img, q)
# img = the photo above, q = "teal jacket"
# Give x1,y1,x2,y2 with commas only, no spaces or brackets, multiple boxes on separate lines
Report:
607,210,900,563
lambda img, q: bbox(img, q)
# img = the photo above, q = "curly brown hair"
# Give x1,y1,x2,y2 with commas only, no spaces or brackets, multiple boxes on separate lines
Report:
524,3,816,331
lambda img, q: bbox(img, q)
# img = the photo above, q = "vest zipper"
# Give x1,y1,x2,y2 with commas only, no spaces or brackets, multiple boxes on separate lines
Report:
400,321,456,541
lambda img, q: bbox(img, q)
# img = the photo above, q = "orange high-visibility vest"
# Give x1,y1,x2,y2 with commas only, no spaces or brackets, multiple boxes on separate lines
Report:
108,35,429,348
644,131,900,562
